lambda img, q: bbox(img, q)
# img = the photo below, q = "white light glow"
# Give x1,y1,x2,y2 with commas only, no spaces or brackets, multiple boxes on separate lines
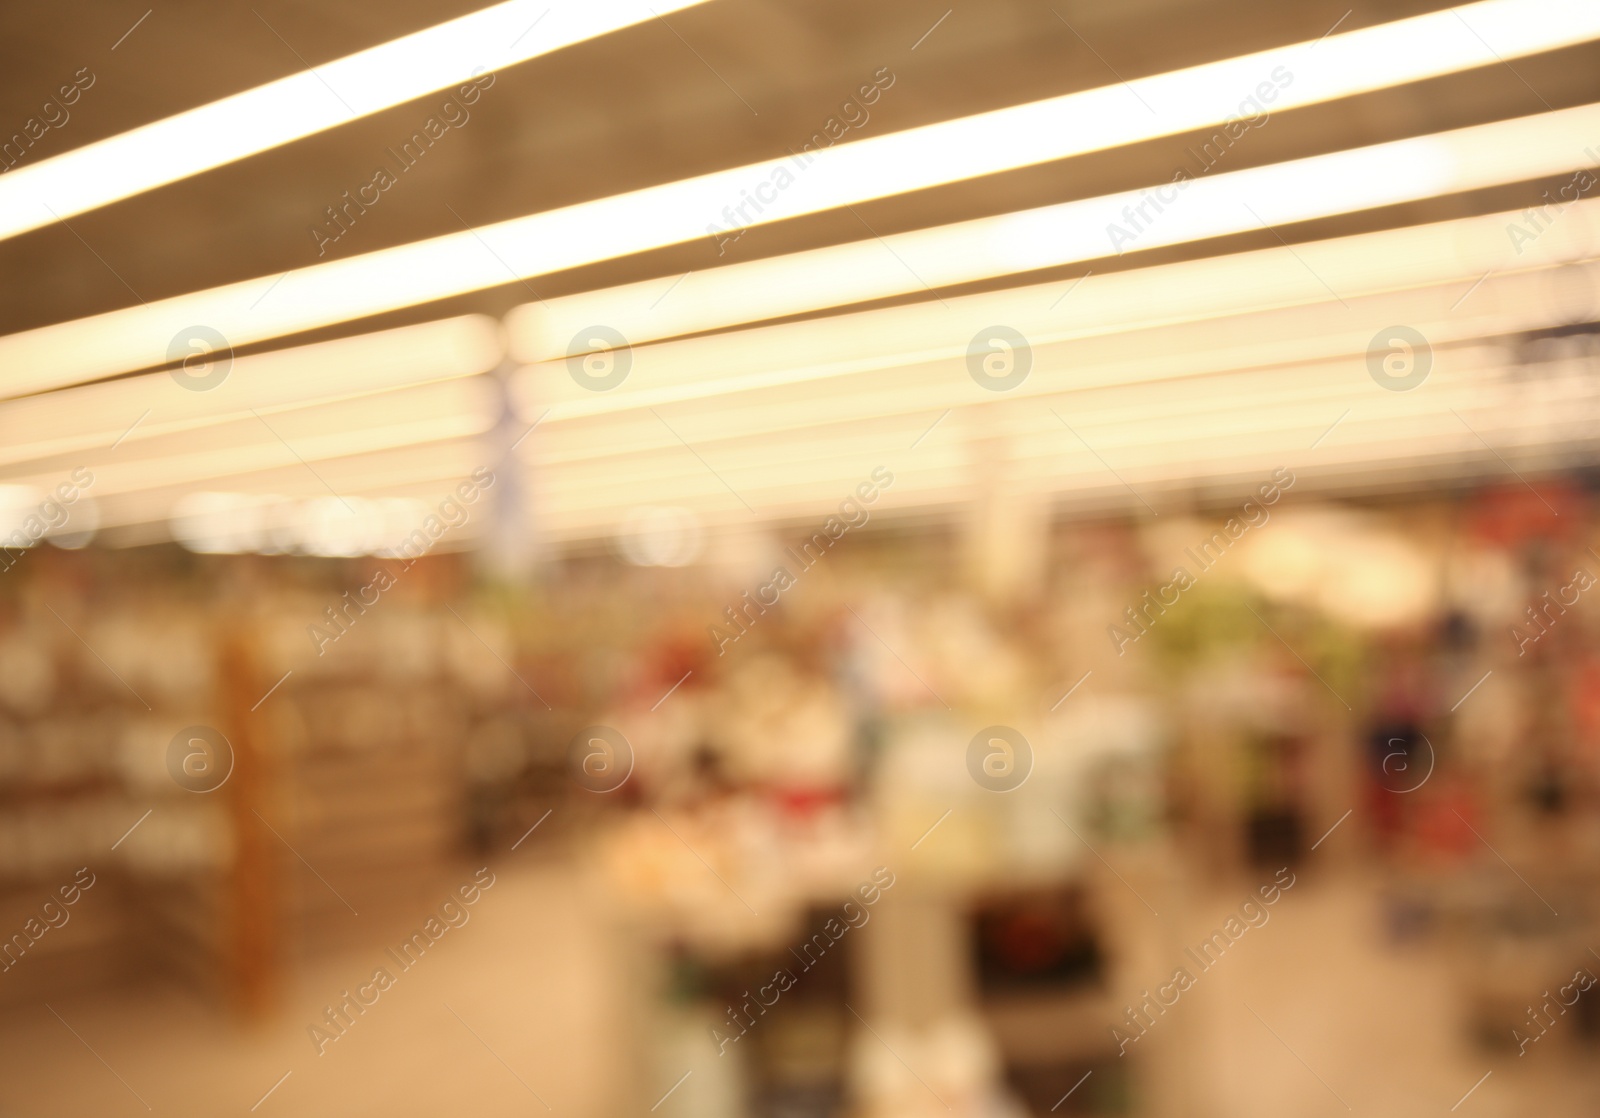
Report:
5,0,1599,388
82,441,485,537
618,506,703,566
0,485,46,544
45,496,99,550
170,492,269,554
170,492,433,555
29,198,1595,543
0,0,712,241
0,314,500,456
511,102,1600,356
503,222,1599,538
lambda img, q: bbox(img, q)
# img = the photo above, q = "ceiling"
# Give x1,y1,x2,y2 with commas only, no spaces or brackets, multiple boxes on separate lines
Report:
4,0,1595,342
2,0,1599,553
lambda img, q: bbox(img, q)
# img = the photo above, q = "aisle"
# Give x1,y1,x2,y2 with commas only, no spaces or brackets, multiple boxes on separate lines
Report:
0,861,630,1118
1130,870,1600,1118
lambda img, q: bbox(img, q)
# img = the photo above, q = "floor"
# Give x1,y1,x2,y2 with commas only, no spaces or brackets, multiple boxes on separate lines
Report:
0,858,1595,1117
1116,861,1600,1118
0,859,638,1118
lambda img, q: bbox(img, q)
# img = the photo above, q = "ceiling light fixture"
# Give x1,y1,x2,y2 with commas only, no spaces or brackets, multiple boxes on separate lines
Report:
4,0,1598,389
0,0,712,241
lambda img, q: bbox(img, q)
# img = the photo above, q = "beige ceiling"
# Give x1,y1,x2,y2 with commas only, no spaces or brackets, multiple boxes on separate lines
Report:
3,0,1600,551
3,0,1596,357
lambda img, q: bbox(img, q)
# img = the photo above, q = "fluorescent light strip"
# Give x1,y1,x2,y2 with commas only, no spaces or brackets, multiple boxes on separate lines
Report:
515,224,1583,526
567,386,1579,527
6,0,1599,391
0,315,498,463
525,353,1527,538
514,328,1557,536
514,102,1600,358
56,199,1547,534
90,356,1560,540
0,0,711,241
526,356,1494,502
0,379,497,499
517,307,1549,513
87,443,487,533
530,408,1569,543
512,195,1600,425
